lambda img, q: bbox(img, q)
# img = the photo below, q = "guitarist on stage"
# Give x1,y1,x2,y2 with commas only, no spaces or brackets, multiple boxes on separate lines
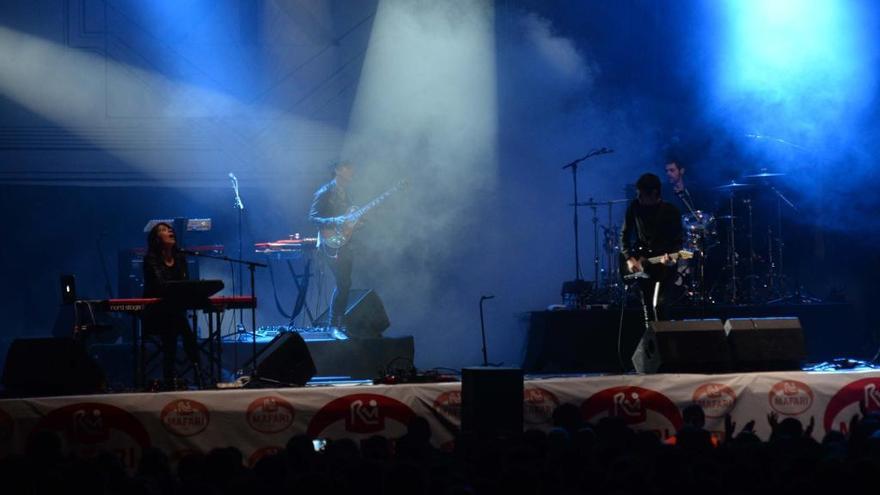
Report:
620,173,684,324
309,162,356,339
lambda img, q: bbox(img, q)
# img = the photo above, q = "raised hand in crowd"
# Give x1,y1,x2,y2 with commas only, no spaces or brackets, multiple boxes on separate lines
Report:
767,411,779,431
724,413,755,442
804,416,815,438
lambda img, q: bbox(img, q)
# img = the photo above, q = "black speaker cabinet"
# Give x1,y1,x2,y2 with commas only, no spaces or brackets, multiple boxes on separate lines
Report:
315,289,390,338
461,367,523,438
632,319,729,374
724,317,806,371
245,332,317,386
2,338,106,397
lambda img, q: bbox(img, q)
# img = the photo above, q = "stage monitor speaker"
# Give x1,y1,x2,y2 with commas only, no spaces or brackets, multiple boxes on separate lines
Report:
461,367,523,439
2,338,105,397
632,319,729,374
315,289,390,338
244,332,316,386
724,317,806,371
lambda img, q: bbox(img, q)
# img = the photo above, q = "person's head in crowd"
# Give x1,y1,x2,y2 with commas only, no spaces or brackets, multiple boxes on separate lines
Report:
551,403,584,433
682,404,706,430
405,416,431,444
361,435,391,462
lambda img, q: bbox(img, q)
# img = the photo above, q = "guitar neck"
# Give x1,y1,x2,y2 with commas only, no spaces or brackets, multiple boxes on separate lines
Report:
646,251,683,264
353,184,401,218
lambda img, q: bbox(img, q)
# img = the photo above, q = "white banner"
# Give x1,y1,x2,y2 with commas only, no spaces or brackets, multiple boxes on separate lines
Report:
1,370,879,470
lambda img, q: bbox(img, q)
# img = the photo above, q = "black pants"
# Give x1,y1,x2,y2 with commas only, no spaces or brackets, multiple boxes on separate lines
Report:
637,266,677,328
325,247,353,327
145,307,200,384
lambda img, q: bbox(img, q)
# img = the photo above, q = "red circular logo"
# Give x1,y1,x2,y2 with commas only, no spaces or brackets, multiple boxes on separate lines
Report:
29,402,150,470
307,393,415,438
246,396,296,434
160,399,210,437
524,387,560,426
692,383,737,419
823,377,880,433
581,386,683,436
768,380,814,416
432,390,462,420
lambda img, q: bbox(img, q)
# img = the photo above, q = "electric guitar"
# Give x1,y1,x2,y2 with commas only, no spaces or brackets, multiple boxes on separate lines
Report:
620,249,693,280
318,179,407,252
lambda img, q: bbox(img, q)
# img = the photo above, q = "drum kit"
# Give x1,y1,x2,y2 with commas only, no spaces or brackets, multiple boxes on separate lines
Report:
579,169,811,306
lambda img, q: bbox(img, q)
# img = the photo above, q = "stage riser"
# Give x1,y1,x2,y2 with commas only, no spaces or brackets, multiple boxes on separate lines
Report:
89,336,414,386
523,303,863,373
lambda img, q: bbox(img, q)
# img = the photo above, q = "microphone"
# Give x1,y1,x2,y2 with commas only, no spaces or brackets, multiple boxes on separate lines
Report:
599,147,614,154
229,172,244,209
480,295,495,300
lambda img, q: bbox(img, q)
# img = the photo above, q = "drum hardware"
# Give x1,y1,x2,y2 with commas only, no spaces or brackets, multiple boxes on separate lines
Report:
679,210,715,304
742,171,787,179
590,200,600,295
714,181,754,191
601,224,622,289
722,186,740,304
744,198,757,302
569,198,628,303
763,185,822,304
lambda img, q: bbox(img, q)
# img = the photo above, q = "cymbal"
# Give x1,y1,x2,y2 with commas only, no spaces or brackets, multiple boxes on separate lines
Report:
715,215,738,220
714,181,754,190
743,171,786,178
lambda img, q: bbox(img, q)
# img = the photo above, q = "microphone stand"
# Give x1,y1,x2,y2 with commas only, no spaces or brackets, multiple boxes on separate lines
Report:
561,148,614,288
231,175,245,334
479,295,494,366
184,250,267,377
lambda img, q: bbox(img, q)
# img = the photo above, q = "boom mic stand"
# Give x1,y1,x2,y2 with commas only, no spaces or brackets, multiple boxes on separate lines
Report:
765,187,821,304
229,173,246,333
479,295,495,366
561,148,614,303
183,250,267,376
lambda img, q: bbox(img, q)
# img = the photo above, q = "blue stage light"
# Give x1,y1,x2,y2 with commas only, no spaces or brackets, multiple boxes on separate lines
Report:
706,0,878,180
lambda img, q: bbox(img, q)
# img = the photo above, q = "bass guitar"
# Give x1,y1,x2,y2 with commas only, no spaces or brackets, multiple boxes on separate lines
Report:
318,179,407,252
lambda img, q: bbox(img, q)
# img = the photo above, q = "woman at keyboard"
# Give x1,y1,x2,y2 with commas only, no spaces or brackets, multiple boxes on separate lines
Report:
142,222,203,389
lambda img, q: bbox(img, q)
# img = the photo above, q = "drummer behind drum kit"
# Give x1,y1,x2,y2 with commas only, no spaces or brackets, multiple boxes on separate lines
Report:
581,170,817,306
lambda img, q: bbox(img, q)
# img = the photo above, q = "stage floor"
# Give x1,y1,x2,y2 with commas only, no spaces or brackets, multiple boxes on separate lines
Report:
1,369,879,470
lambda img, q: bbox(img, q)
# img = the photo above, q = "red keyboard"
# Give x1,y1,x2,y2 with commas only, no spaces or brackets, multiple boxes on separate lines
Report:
254,237,317,253
87,296,256,313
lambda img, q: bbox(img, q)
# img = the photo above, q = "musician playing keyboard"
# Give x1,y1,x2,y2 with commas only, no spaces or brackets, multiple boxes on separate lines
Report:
142,222,203,389
620,173,684,325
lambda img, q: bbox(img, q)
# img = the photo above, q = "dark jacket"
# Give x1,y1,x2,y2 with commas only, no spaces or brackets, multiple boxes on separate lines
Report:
309,179,352,227
620,200,684,260
142,251,189,335
143,251,189,297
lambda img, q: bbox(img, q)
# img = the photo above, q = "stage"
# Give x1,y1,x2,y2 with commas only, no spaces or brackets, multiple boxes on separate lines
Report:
523,302,867,373
1,369,879,470
87,336,416,387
